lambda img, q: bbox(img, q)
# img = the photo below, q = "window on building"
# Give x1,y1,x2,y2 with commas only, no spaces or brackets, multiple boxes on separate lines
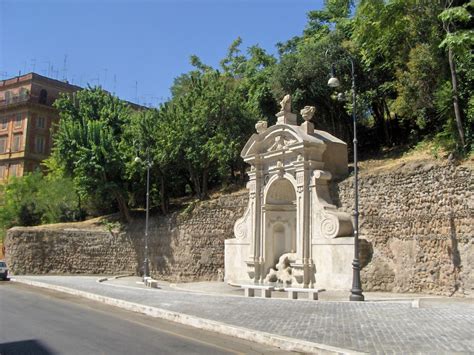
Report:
39,89,48,104
0,117,7,130
14,113,22,128
4,91,11,104
0,136,7,153
19,87,29,100
35,136,45,153
12,134,22,152
37,116,46,129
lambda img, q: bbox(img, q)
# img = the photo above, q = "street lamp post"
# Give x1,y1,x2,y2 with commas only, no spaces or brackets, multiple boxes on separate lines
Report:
135,151,151,281
328,58,364,302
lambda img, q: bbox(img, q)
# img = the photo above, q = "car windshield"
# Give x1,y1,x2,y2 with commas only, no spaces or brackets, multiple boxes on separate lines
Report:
0,262,6,267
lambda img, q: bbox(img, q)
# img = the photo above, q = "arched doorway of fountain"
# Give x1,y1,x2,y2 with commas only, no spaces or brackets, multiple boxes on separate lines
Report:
262,176,297,277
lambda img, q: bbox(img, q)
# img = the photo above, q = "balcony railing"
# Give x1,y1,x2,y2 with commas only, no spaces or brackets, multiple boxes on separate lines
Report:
0,94,31,107
0,94,51,107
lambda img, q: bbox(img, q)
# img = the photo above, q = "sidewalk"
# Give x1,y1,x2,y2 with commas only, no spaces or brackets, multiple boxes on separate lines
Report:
13,275,474,354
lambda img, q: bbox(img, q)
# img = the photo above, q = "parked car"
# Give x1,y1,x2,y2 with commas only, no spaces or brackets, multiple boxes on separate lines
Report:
0,260,8,280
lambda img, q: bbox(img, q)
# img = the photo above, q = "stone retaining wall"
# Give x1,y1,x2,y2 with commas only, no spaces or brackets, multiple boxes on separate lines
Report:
143,193,248,281
5,229,137,275
332,161,473,295
5,161,473,295
5,192,248,282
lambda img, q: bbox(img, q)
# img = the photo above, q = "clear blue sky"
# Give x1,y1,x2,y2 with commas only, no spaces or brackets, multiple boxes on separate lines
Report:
1,0,324,106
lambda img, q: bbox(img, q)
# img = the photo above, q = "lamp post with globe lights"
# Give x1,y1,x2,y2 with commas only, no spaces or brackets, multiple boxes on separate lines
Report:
134,151,151,281
328,58,364,302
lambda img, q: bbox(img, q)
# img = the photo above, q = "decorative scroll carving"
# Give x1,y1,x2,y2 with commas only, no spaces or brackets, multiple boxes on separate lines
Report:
310,170,354,239
320,211,339,239
267,135,297,152
316,209,353,239
234,203,252,240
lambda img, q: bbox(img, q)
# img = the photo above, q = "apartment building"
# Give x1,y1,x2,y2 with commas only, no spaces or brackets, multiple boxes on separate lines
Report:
0,73,81,181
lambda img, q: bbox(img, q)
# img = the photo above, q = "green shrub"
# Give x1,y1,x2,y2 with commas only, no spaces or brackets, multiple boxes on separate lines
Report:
0,172,83,240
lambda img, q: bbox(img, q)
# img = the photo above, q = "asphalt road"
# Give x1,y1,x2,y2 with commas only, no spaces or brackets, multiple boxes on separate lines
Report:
0,282,293,355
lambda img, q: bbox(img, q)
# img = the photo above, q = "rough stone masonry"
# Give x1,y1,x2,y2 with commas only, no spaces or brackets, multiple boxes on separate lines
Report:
5,160,473,296
333,161,473,295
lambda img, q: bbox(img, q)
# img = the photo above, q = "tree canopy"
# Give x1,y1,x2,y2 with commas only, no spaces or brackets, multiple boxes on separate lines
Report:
4,0,471,226
48,87,133,221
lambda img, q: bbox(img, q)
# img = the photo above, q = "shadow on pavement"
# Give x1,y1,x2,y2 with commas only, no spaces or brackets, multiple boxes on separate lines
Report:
0,339,56,355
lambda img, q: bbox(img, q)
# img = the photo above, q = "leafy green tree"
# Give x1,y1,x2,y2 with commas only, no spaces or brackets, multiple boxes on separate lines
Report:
392,44,442,131
220,38,278,123
49,87,133,221
272,1,357,143
0,172,81,240
122,107,187,214
167,67,255,198
439,0,473,150
353,0,443,144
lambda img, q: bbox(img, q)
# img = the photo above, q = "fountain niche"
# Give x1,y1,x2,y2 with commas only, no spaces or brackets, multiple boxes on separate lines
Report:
225,95,354,289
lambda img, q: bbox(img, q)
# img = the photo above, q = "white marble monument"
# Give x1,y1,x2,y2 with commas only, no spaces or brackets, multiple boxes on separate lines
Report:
225,95,354,290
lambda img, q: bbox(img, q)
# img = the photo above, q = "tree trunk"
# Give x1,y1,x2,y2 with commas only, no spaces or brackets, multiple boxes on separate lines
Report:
447,46,465,148
187,162,201,198
113,190,131,223
201,167,209,200
371,101,386,145
383,99,393,145
192,172,201,199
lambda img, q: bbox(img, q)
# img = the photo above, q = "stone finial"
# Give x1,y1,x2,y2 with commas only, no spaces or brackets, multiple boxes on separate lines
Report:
280,94,291,113
300,105,316,134
276,94,297,125
301,106,316,122
255,120,268,134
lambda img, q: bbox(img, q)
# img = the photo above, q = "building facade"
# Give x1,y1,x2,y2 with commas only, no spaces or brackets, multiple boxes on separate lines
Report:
0,73,81,181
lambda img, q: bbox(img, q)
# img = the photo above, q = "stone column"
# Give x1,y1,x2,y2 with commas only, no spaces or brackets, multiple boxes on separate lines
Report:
248,164,264,283
260,203,267,283
293,160,312,286
295,170,304,264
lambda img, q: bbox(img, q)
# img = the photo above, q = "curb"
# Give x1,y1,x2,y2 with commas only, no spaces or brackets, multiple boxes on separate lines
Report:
13,278,365,355
97,274,135,283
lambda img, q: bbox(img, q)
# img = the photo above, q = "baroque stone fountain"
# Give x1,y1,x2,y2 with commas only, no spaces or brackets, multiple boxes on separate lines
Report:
225,95,354,290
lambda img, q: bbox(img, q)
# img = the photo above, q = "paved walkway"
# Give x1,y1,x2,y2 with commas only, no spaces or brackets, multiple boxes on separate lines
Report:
13,275,474,354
